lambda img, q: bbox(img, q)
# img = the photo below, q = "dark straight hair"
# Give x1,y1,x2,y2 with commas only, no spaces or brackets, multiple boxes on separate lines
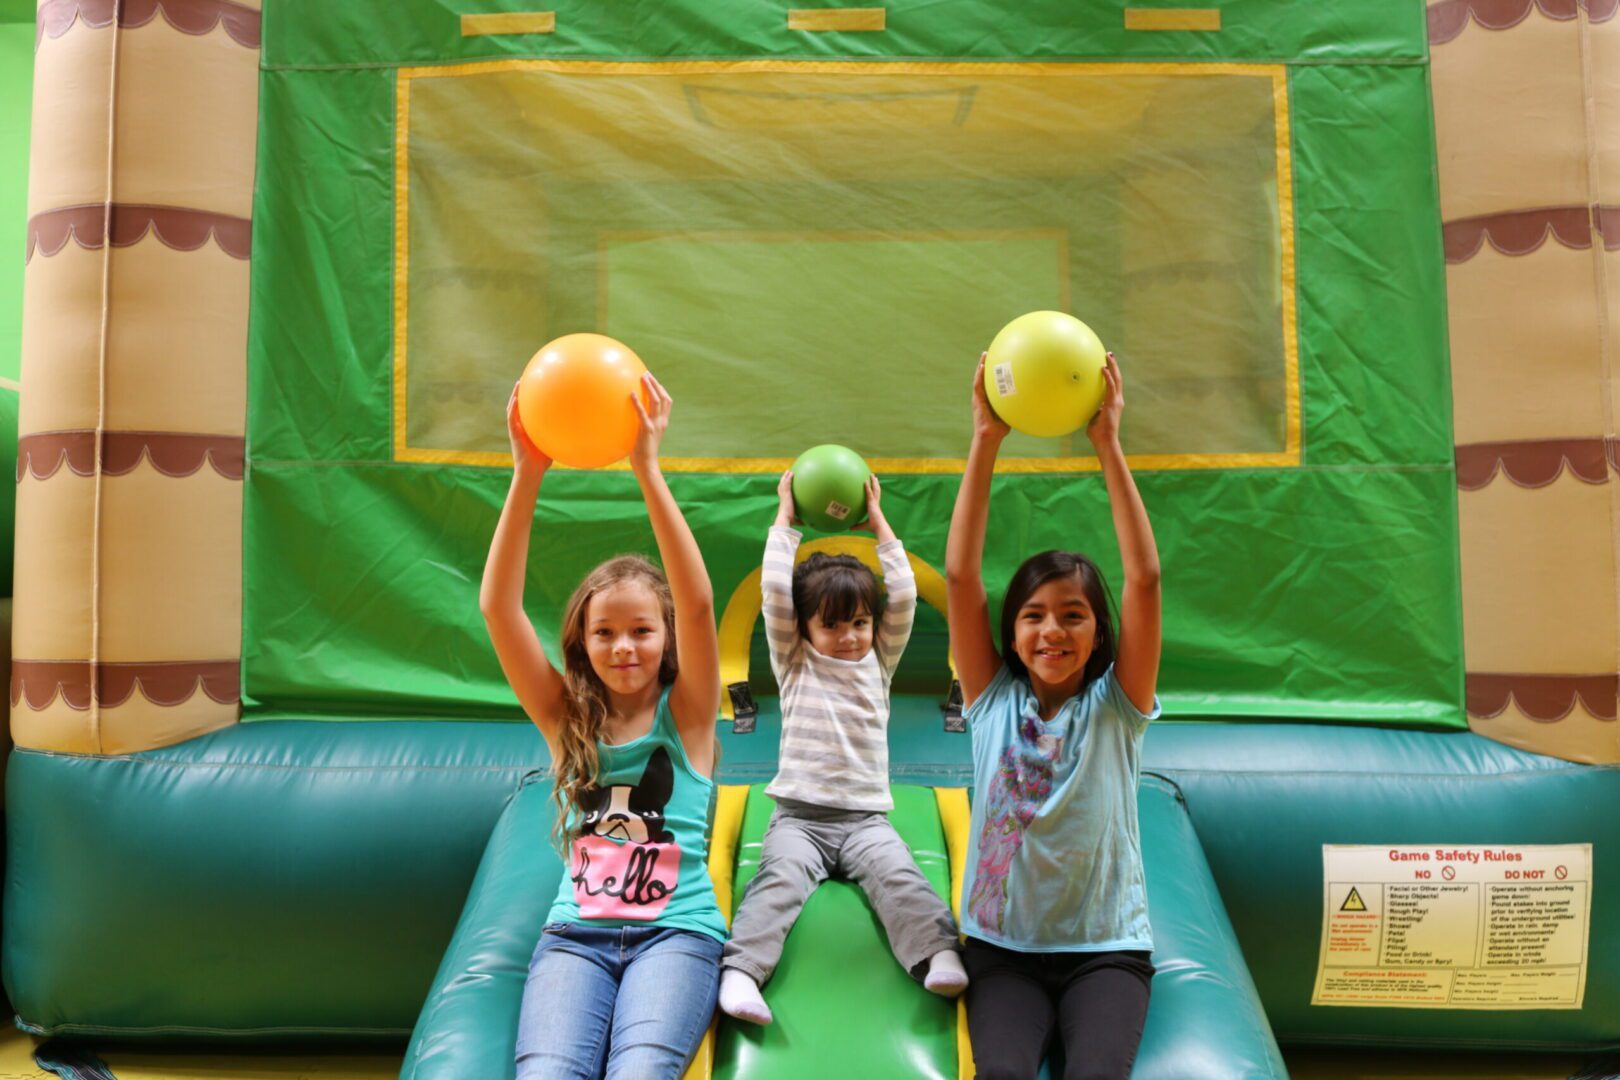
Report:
792,552,882,639
998,550,1117,690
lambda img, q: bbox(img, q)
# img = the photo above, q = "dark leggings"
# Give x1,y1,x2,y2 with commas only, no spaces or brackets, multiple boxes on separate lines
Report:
963,937,1155,1080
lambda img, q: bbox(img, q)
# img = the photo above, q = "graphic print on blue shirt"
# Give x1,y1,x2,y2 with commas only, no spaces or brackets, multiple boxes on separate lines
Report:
570,745,683,920
966,710,1060,935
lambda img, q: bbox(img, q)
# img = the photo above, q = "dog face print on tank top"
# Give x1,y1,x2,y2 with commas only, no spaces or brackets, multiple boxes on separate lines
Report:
569,746,683,919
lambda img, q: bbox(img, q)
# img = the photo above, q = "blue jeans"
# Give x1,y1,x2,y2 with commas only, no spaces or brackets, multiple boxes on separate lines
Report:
515,922,724,1080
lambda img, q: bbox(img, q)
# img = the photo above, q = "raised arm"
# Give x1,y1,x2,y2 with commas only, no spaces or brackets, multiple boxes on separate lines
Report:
628,374,721,765
862,475,916,678
945,354,1010,706
760,471,805,683
480,385,567,747
1087,354,1161,715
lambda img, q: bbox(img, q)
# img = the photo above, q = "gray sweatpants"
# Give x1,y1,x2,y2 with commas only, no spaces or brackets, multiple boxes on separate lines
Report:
721,799,961,985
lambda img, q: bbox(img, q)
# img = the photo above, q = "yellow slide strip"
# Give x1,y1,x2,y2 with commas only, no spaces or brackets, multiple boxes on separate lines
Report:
682,784,751,1080
716,568,764,720
1123,8,1220,31
461,12,556,36
788,8,887,31
707,784,752,922
935,787,975,1080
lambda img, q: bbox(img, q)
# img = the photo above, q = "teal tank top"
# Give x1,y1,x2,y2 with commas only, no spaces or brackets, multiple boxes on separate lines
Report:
545,686,726,943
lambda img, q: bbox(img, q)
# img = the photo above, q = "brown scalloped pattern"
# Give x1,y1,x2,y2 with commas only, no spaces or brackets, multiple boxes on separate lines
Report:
26,204,251,263
1599,206,1620,247
1442,206,1620,264
12,659,240,711
1455,438,1615,489
17,431,245,481
1429,0,1618,44
1467,673,1618,722
36,0,261,49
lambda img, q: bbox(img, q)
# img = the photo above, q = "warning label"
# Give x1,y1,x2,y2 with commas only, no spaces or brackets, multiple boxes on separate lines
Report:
1311,844,1591,1009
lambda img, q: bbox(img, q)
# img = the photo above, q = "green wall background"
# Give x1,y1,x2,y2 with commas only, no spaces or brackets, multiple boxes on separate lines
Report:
0,3,33,594
0,1,34,387
245,0,1463,729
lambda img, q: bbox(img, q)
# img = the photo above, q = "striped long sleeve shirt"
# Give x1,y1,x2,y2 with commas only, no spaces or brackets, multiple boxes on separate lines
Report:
761,526,916,811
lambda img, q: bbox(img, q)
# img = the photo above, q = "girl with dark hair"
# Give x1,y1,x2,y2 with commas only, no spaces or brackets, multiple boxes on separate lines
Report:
945,350,1163,1080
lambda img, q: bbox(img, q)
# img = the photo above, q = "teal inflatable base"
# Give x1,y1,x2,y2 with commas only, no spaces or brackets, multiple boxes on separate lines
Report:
5,707,1616,1055
1148,724,1618,1050
400,776,1285,1079
4,723,542,1038
402,773,564,1076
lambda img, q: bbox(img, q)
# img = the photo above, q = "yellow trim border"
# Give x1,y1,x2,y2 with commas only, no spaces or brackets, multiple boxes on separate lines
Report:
681,783,750,1080
935,787,974,1080
461,11,556,36
788,7,887,32
1273,67,1302,466
1124,8,1221,31
707,784,751,923
392,60,1300,475
394,73,412,469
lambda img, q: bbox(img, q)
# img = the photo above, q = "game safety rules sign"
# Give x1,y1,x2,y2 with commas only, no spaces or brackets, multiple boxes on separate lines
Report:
1311,844,1592,1009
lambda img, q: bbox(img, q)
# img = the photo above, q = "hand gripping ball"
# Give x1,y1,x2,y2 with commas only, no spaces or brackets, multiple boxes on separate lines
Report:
983,311,1108,438
518,334,648,468
790,445,871,533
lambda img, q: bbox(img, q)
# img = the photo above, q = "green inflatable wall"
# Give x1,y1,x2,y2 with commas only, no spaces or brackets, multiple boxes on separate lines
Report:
246,0,1461,730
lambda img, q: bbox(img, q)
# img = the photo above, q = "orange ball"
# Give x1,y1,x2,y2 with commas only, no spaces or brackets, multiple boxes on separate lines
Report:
517,334,648,468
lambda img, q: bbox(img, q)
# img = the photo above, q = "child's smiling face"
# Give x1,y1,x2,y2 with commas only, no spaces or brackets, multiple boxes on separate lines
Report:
806,604,875,662
584,582,668,697
1011,576,1097,693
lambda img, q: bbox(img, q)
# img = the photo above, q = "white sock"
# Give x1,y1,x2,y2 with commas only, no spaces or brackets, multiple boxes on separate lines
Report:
924,948,969,996
719,968,774,1025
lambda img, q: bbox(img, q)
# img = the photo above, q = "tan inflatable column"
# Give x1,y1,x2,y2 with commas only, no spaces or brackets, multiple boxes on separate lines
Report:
13,0,260,755
1430,0,1620,763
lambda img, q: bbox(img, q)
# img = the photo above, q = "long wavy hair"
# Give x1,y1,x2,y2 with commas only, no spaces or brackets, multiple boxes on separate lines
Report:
998,550,1118,693
551,554,678,851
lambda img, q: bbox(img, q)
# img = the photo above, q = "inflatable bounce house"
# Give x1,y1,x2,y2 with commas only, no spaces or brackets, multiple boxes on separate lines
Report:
1,0,1618,1077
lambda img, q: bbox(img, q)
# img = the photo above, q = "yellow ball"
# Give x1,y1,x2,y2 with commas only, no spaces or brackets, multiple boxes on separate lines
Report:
983,311,1108,438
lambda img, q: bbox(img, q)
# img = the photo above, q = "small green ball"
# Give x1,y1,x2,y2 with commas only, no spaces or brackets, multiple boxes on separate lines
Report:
790,445,871,533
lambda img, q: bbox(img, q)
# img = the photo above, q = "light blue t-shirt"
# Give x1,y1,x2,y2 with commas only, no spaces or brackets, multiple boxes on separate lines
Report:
959,662,1159,953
